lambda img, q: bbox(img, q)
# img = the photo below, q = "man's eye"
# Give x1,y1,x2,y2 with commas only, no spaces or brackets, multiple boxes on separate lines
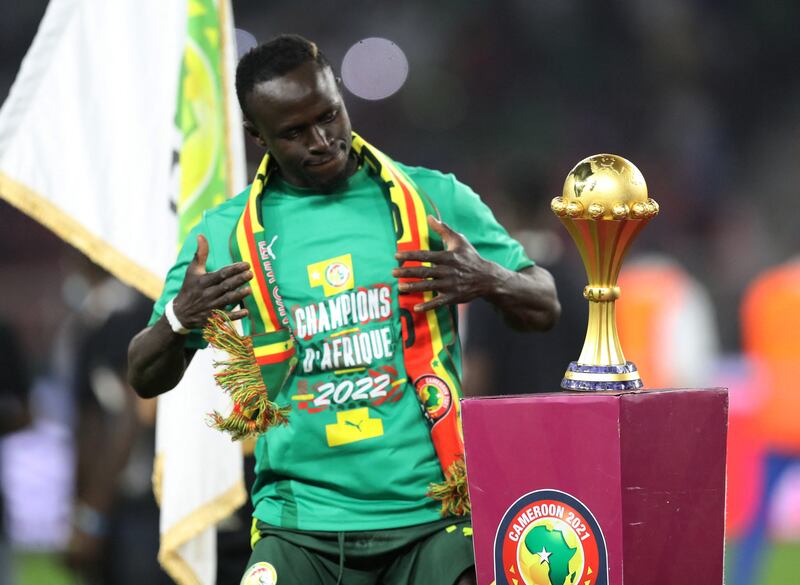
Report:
320,110,337,123
283,129,300,140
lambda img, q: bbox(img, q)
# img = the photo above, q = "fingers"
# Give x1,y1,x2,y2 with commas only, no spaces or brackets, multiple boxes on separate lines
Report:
209,285,252,309
175,255,254,328
414,294,454,313
398,279,452,294
190,235,210,274
203,261,251,285
226,308,249,322
395,218,465,263
205,268,254,299
395,250,452,263
427,215,459,247
392,265,451,279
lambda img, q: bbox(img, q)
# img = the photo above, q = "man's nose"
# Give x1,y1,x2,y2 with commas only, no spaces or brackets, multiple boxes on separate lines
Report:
308,125,331,153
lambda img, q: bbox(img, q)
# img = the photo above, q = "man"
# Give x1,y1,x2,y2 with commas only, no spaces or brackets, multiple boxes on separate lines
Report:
733,258,800,585
128,35,560,585
69,292,172,585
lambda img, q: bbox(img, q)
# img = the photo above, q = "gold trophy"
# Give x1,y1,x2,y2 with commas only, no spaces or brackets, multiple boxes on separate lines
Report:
551,154,658,391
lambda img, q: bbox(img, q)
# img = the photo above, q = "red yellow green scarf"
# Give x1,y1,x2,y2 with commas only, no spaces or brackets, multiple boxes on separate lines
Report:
203,133,468,516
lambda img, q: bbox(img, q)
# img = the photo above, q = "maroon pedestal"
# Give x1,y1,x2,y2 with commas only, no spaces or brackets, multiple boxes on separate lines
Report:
462,388,728,585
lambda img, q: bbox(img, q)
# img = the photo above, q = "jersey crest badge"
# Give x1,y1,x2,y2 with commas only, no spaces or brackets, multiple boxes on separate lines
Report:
240,561,278,585
308,254,355,297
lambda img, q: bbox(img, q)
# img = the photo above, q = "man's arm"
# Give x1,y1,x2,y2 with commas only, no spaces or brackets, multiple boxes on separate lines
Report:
393,216,560,331
127,235,253,398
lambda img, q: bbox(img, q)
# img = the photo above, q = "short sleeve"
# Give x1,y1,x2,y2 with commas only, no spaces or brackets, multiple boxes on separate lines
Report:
148,220,208,349
437,174,533,272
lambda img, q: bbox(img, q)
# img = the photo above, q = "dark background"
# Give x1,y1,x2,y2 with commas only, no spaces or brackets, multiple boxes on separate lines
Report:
3,0,800,356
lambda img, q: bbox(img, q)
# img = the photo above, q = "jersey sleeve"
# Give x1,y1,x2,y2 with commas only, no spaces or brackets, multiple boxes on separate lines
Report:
147,220,208,349
433,173,534,272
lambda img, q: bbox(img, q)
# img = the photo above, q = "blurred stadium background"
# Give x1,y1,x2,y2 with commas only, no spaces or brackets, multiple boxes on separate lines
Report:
1,1,798,583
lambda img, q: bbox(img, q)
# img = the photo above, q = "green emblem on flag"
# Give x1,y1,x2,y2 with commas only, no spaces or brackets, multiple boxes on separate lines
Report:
175,0,230,242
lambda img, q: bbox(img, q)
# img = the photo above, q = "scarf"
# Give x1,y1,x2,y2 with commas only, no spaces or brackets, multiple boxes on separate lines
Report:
203,133,468,516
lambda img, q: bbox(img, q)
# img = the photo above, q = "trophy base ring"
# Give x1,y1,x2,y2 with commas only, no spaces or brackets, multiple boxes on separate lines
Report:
561,361,643,391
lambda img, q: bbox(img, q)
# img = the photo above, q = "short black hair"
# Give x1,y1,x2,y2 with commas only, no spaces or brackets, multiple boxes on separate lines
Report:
235,34,331,118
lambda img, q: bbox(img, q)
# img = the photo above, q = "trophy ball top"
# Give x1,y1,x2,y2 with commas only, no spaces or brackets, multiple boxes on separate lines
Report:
551,154,658,221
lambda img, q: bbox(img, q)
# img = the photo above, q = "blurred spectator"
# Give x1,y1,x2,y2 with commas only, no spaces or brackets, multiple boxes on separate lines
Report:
66,287,171,585
1,264,131,562
616,253,720,389
66,276,252,584
0,321,31,585
733,258,800,585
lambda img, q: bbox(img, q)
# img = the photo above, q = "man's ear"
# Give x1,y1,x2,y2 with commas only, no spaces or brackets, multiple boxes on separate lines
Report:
243,120,267,148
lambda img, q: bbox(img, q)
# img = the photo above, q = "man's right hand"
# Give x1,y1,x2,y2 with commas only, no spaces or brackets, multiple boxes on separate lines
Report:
127,234,255,398
172,234,253,329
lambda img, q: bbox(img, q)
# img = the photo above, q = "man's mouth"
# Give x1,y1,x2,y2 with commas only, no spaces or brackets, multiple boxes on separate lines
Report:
306,149,343,168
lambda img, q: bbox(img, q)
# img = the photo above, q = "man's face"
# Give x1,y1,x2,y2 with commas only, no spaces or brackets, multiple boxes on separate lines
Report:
244,62,353,192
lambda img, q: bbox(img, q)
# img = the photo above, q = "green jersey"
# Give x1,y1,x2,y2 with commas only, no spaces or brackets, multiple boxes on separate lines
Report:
151,162,532,531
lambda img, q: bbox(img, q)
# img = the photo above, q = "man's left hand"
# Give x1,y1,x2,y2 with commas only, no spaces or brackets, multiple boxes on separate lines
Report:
393,215,494,312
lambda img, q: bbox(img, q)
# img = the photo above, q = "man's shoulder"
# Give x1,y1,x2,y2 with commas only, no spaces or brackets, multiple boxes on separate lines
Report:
203,186,250,223
393,162,480,214
187,187,251,249
394,162,458,190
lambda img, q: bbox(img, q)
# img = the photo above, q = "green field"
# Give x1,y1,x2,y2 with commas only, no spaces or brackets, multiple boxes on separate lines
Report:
726,540,800,584
10,540,800,584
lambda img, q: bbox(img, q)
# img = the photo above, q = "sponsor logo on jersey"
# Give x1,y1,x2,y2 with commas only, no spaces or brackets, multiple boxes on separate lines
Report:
325,407,384,447
414,375,452,422
308,254,355,297
240,561,278,585
494,489,608,585
258,235,279,260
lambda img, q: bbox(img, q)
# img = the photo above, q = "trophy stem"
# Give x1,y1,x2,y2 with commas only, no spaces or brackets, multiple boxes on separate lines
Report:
561,296,643,391
578,299,625,366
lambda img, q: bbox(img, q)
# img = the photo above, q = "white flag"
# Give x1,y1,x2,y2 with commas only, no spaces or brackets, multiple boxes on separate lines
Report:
0,1,248,584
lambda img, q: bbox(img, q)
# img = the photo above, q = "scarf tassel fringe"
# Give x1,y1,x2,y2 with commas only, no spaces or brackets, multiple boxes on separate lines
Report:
427,458,471,517
203,311,289,441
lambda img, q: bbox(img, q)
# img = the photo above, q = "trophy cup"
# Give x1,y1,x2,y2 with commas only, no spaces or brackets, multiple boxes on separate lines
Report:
551,154,659,391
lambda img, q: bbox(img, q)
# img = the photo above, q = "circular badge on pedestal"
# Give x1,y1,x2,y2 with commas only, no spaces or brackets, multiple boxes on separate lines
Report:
494,489,608,585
